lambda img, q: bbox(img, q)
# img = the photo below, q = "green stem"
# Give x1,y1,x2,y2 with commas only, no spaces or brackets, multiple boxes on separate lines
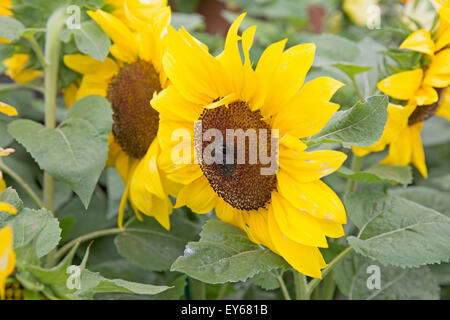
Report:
276,275,291,300
293,271,309,300
0,83,45,94
321,277,337,300
43,7,66,213
24,34,48,67
345,154,364,194
191,279,206,300
306,246,354,297
216,283,228,300
0,159,43,208
351,76,364,100
51,228,121,265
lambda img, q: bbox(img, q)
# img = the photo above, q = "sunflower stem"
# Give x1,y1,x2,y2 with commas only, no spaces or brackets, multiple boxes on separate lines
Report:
24,33,48,67
216,283,228,300
49,228,122,267
276,274,291,300
43,7,66,213
351,75,364,100
0,159,43,209
191,279,206,300
293,271,309,300
345,154,363,194
306,246,354,296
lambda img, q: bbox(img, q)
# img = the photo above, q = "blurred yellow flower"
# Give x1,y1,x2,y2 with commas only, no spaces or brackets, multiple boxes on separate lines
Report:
64,1,179,230
0,226,16,300
343,0,378,27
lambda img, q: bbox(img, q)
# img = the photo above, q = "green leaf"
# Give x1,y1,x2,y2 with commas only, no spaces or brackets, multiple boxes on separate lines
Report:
332,63,371,79
311,34,361,67
311,95,388,147
250,271,280,291
344,190,450,267
1,207,61,258
333,252,440,299
8,95,112,208
71,20,111,61
390,186,450,215
337,164,412,186
68,270,171,300
27,243,80,285
115,210,201,271
171,220,289,284
0,16,25,41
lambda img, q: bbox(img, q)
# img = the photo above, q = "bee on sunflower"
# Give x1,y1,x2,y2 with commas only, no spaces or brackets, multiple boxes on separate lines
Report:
353,1,450,178
64,1,178,230
152,13,348,278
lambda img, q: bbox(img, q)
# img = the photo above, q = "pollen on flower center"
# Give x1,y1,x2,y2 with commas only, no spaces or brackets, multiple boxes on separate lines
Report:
408,88,446,125
198,101,277,211
107,60,161,159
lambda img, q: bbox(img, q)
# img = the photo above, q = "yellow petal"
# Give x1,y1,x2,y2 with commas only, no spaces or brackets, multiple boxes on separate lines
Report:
377,69,423,100
279,148,347,183
241,209,277,253
63,54,118,77
436,90,450,120
175,176,217,213
277,170,347,224
436,27,450,51
414,85,438,105
410,122,428,178
381,125,413,167
0,202,16,215
267,206,325,278
318,219,345,238
262,43,316,116
271,192,328,247
399,30,435,56
87,10,139,61
0,101,17,116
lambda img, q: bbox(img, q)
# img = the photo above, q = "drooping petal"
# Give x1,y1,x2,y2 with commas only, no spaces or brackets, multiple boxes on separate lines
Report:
277,170,346,224
175,176,217,213
409,122,428,178
399,29,435,56
381,125,413,167
436,89,450,120
377,69,423,100
271,192,328,248
267,206,325,278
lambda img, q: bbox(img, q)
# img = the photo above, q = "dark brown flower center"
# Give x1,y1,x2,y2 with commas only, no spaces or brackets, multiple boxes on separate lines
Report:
408,87,446,125
198,101,277,211
107,60,161,159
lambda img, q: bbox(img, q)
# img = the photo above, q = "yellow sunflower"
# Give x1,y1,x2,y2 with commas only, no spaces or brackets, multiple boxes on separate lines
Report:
0,226,15,300
0,101,17,215
353,10,450,177
152,13,348,278
105,0,168,25
0,0,12,45
63,4,178,230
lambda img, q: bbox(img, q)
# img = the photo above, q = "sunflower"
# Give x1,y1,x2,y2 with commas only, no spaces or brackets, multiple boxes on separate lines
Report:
105,0,168,25
0,0,12,45
0,226,15,300
343,0,378,27
0,102,17,215
152,13,347,278
353,9,450,177
63,3,177,230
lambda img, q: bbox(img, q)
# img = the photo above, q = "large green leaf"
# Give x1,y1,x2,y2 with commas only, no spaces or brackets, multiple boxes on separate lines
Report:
115,210,201,271
8,95,112,208
337,164,412,186
390,186,450,215
345,190,450,267
67,270,171,300
0,16,25,41
311,95,388,147
171,220,289,284
333,252,440,300
311,34,361,67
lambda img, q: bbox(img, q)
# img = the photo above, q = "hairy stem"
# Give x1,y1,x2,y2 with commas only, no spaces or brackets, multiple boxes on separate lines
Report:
293,271,309,300
277,274,291,300
43,7,66,213
0,159,43,208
